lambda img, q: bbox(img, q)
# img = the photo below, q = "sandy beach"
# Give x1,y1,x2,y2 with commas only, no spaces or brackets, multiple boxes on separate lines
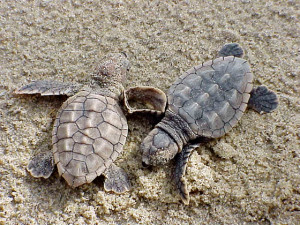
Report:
0,1,299,224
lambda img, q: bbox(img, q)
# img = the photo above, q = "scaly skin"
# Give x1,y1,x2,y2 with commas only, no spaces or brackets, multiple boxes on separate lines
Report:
140,43,279,204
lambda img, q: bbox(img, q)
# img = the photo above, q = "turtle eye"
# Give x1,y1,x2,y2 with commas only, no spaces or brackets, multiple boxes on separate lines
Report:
121,52,128,58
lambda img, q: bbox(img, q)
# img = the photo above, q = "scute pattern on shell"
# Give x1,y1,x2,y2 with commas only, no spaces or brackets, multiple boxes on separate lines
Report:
168,56,253,138
52,90,128,187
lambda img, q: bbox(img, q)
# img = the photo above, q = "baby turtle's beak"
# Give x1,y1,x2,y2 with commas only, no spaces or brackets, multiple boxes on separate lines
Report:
140,138,152,167
142,158,150,168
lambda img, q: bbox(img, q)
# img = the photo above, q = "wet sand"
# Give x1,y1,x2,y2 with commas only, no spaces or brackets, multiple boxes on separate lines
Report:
0,1,299,224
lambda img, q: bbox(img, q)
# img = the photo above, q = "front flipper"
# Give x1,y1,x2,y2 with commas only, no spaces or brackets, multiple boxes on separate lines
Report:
27,151,54,179
248,86,278,113
15,80,81,96
123,86,167,116
174,143,200,205
103,163,131,193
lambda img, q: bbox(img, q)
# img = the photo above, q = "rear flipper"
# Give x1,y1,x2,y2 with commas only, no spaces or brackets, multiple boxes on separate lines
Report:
248,86,278,113
218,43,244,58
15,80,81,96
174,143,200,205
103,163,131,193
27,151,54,179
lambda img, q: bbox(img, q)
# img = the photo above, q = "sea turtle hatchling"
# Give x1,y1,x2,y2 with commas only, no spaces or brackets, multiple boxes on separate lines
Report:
140,43,279,204
15,53,166,193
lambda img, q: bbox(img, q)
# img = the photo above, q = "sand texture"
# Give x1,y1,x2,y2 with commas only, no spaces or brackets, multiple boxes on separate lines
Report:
0,1,299,224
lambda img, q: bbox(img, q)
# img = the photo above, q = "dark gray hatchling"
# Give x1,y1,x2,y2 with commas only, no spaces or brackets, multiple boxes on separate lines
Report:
140,43,278,204
15,53,166,193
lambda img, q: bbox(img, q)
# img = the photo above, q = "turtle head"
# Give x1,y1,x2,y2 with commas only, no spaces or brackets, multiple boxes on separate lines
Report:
92,52,130,87
140,128,179,167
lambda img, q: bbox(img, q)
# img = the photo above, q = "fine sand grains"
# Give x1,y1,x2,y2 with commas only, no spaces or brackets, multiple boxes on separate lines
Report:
0,1,299,224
